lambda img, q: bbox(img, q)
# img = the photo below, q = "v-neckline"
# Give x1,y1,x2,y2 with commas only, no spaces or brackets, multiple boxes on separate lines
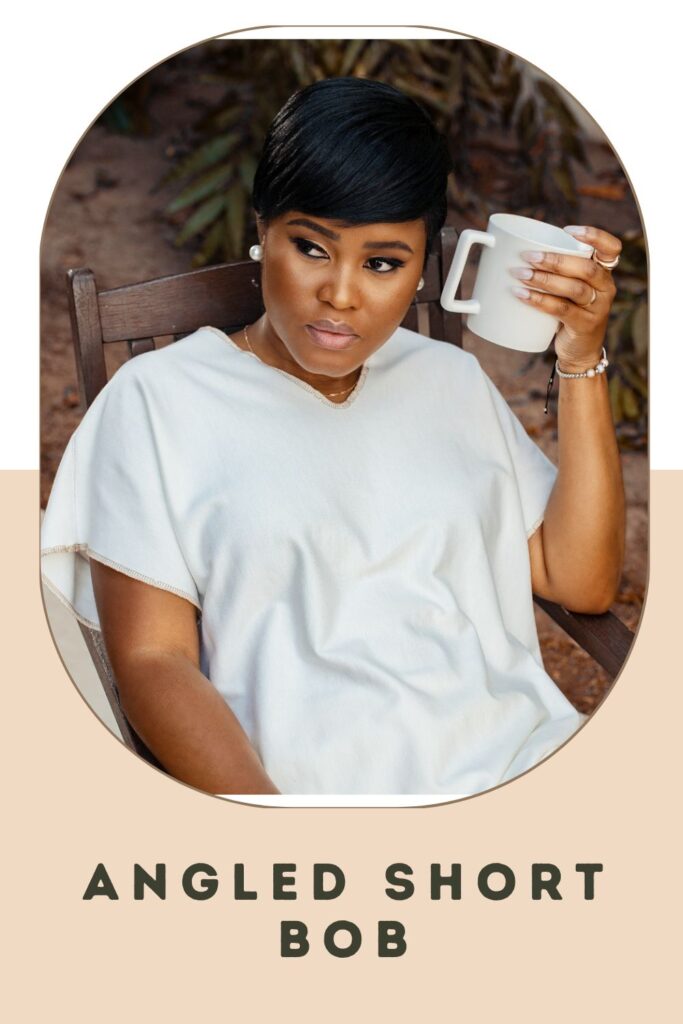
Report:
204,325,371,409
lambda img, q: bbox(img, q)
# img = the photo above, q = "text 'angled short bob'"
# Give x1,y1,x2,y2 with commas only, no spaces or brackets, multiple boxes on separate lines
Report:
251,77,453,259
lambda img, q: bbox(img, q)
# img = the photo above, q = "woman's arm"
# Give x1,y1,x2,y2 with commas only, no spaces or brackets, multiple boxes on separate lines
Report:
90,559,280,794
520,226,626,614
528,369,625,613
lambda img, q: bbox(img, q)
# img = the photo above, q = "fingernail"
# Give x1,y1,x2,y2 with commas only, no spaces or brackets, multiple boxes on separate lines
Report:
510,267,534,280
521,250,544,263
563,225,587,237
512,285,530,299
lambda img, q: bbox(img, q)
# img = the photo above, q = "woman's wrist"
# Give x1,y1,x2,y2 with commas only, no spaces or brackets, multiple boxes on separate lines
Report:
556,348,606,376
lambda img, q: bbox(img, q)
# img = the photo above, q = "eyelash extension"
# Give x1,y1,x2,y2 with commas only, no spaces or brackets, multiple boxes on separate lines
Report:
366,255,405,272
290,236,405,273
292,237,328,259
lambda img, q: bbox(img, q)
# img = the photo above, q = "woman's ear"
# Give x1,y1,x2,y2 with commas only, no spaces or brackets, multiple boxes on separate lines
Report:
255,214,267,246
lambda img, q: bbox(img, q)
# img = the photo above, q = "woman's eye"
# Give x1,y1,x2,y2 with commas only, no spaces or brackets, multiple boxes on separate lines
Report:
290,237,405,274
365,256,405,273
292,237,328,259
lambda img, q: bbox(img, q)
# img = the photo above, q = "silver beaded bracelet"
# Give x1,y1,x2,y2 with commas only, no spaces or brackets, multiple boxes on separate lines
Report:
544,347,608,414
555,347,609,379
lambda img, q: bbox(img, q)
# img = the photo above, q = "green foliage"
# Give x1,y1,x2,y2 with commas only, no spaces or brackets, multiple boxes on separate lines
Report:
156,38,645,435
160,39,592,262
604,231,648,448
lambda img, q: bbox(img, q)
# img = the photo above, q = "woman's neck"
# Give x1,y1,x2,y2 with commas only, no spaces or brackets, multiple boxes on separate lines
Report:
237,317,362,402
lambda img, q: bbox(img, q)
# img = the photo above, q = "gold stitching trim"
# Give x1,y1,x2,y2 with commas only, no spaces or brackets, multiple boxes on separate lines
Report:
40,544,201,627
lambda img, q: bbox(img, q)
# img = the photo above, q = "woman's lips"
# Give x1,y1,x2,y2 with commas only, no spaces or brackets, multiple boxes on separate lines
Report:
305,324,359,351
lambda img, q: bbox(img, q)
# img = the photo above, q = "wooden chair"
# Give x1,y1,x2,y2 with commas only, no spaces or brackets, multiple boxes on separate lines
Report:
64,226,634,764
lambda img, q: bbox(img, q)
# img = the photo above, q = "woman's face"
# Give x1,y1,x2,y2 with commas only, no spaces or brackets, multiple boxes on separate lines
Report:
257,210,427,379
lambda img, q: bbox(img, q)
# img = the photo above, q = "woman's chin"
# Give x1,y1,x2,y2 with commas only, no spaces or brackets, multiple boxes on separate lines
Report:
288,344,361,379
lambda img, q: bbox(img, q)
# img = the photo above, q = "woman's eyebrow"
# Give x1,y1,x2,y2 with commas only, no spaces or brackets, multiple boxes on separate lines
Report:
286,217,414,254
362,239,414,254
287,217,340,240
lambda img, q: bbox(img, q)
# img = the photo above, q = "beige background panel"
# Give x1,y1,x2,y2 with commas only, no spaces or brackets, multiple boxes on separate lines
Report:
5,469,678,1020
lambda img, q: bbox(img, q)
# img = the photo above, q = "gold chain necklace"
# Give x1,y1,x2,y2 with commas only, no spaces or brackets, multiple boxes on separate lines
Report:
242,325,359,399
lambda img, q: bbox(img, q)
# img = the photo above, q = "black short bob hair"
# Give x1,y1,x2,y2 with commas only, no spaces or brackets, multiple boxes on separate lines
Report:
251,77,452,262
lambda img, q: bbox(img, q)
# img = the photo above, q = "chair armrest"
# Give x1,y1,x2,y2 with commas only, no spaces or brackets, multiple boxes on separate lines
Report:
533,595,635,679
78,622,166,770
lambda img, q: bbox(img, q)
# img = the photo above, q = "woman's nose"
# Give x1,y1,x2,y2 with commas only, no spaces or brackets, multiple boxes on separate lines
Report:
317,267,361,310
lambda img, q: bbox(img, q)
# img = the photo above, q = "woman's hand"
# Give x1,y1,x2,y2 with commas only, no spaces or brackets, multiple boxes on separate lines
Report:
511,225,621,372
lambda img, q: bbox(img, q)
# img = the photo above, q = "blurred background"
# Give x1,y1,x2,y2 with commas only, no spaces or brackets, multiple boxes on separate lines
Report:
40,37,647,717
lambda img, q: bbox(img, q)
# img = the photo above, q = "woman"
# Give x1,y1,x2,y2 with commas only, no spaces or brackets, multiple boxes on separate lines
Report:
41,77,625,797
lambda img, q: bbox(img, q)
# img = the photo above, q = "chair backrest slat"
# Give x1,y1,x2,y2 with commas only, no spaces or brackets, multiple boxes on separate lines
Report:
97,261,266,343
67,268,108,409
400,305,418,333
128,338,156,357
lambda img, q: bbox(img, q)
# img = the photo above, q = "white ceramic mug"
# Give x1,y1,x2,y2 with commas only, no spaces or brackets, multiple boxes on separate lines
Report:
440,213,595,352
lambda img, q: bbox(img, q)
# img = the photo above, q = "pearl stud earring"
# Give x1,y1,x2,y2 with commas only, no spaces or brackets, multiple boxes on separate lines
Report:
249,243,264,262
416,277,424,292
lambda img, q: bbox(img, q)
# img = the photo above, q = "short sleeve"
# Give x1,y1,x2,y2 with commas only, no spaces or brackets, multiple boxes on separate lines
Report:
41,360,200,630
480,368,558,538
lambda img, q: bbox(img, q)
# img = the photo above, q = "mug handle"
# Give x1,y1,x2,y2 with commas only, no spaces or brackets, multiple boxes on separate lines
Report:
440,229,496,314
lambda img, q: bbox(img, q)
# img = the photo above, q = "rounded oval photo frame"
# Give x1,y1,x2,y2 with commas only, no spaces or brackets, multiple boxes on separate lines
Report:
39,24,648,809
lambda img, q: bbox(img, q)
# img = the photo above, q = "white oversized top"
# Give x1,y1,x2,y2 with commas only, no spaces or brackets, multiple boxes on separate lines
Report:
41,324,585,796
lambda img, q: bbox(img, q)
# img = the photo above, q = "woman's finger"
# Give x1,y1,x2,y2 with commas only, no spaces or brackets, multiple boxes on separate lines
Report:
511,283,600,322
520,249,615,294
510,265,608,308
563,224,622,263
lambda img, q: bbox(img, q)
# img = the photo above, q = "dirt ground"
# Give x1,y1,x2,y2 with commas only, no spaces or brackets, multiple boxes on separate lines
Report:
40,63,647,714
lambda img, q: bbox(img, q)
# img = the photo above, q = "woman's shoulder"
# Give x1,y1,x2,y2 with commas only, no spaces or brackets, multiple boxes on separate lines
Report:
113,325,224,379
68,327,232,463
95,326,228,402
70,327,229,443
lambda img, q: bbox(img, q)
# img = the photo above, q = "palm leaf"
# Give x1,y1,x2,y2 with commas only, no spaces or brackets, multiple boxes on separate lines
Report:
357,40,390,78
559,131,587,165
339,39,367,77
225,180,246,255
621,385,640,420
537,80,579,129
551,163,576,203
289,42,311,87
159,131,240,188
239,155,257,192
175,192,227,247
609,376,623,422
193,217,225,268
166,162,234,213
